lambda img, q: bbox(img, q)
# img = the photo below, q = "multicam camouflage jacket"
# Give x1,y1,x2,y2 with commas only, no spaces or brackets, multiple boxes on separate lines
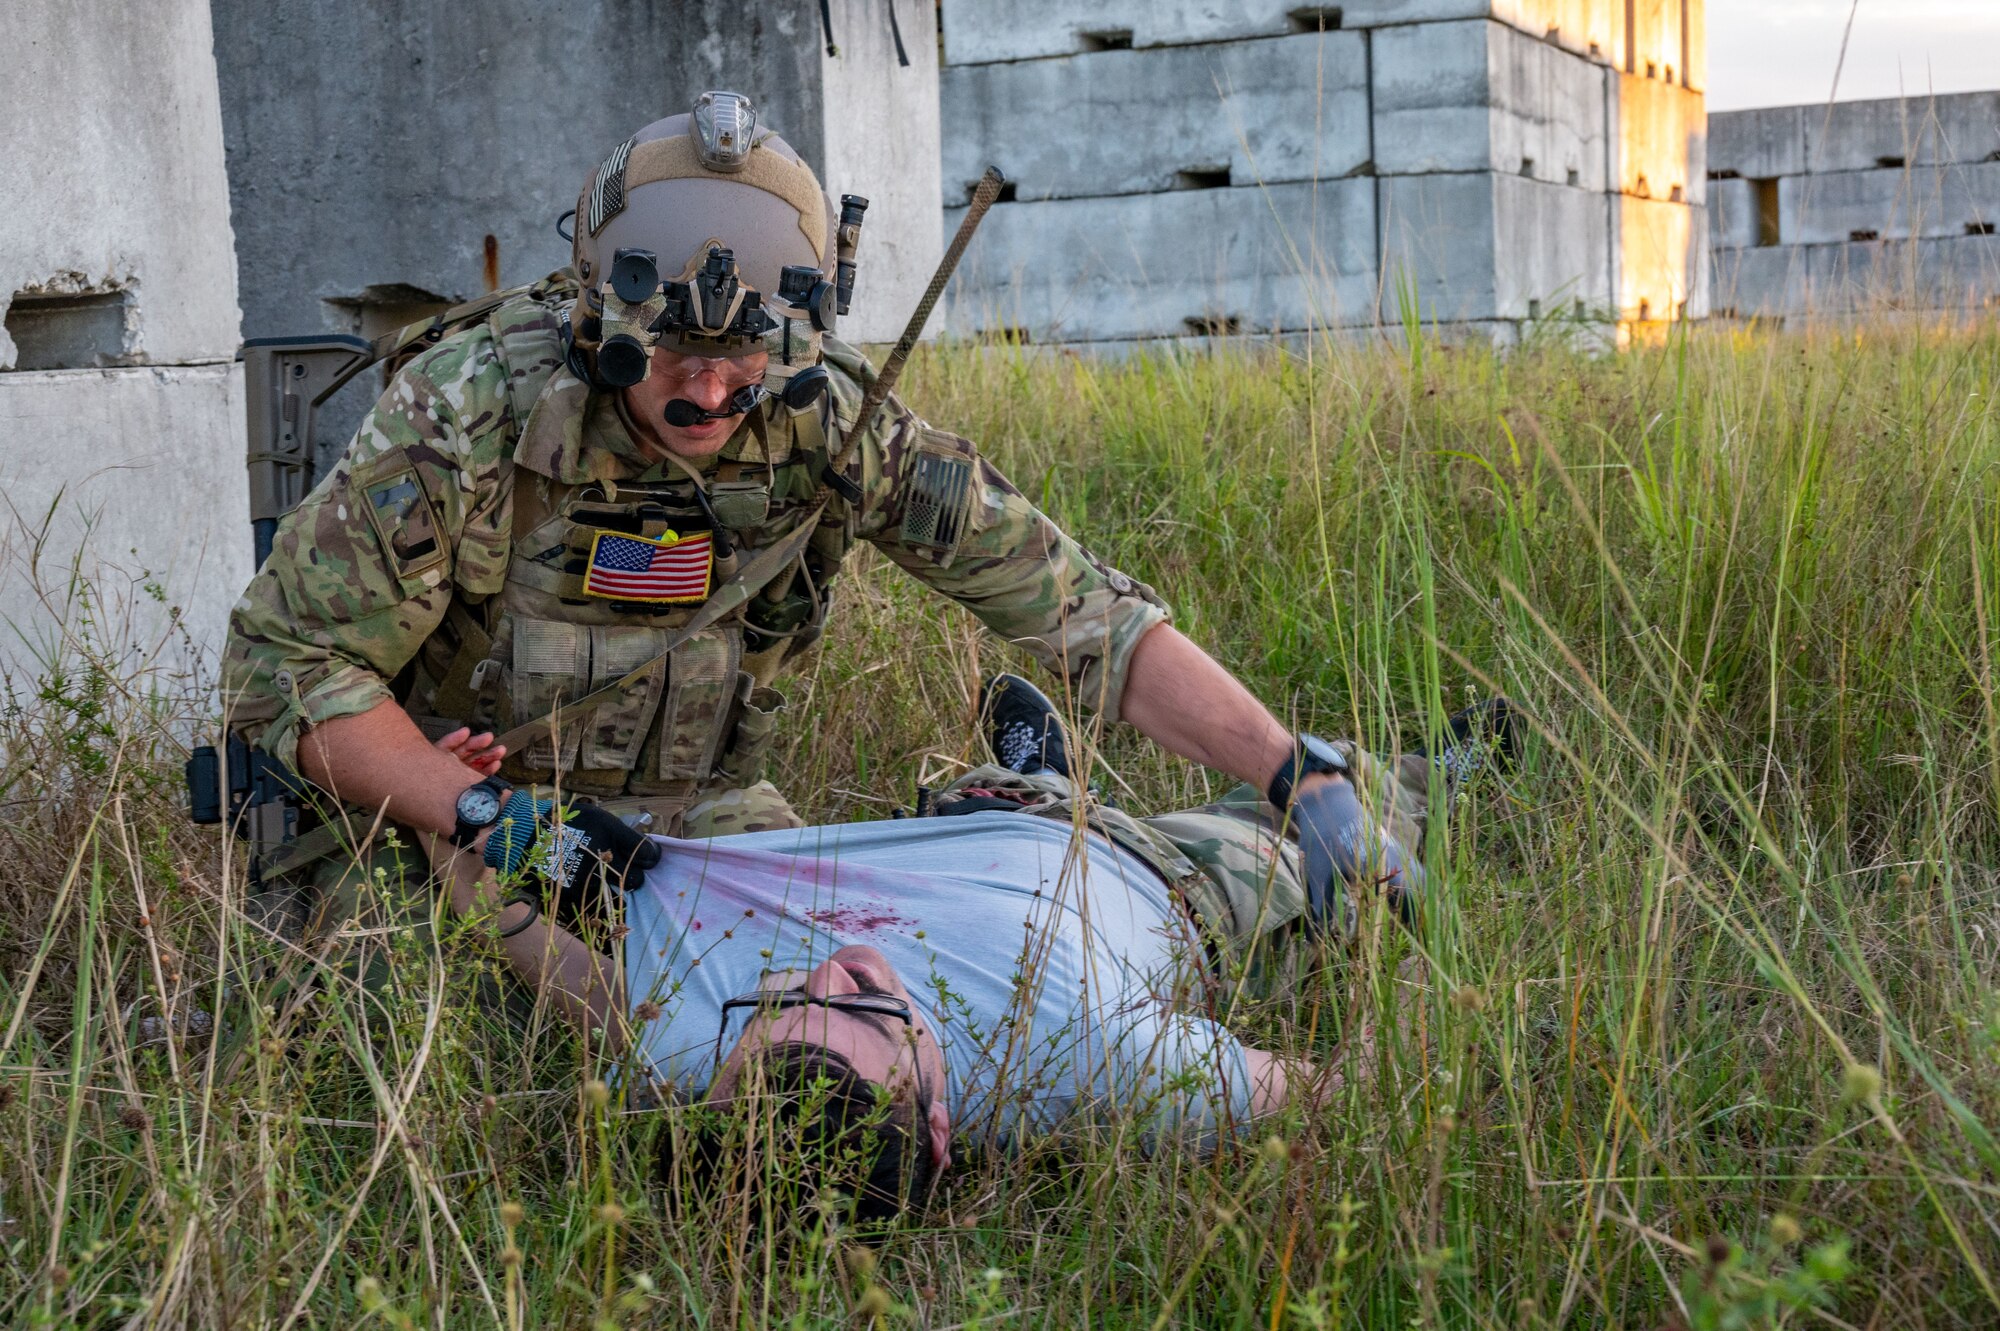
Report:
222,279,1170,820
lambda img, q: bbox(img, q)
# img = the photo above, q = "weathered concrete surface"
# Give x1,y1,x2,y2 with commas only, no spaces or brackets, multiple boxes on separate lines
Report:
1708,104,1809,180
1779,162,2000,246
1709,245,1808,319
213,0,937,469
943,0,1704,343
942,180,1378,341
1355,0,1696,82
1708,176,1757,251
0,364,251,669
1372,19,1611,190
1707,92,2000,321
1803,93,2000,174
821,0,944,343
939,0,1680,75
1,0,240,368
1710,237,2000,320
1621,0,1697,88
941,31,1368,204
0,0,247,675
1711,94,2000,182
1379,172,1612,322
1612,73,1705,205
1616,195,1708,320
941,0,1334,65
1809,235,2000,312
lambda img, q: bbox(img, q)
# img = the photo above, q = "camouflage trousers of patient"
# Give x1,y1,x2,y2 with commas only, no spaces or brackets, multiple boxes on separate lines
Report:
927,741,1434,977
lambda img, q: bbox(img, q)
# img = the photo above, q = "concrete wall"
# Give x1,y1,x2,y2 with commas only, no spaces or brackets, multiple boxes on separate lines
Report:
0,0,249,672
948,180,1379,340
211,0,940,475
821,0,943,345
1380,171,1612,327
941,0,1706,344
943,31,1371,202
1708,91,2000,321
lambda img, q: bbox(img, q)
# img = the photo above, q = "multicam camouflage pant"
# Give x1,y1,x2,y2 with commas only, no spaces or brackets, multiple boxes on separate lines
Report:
928,742,1433,970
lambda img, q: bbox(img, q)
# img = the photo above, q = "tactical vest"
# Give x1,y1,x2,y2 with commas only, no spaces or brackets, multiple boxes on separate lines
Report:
394,281,863,824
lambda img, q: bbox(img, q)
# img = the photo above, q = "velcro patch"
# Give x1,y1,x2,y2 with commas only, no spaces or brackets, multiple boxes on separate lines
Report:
360,462,446,584
902,446,975,559
587,137,635,236
581,529,713,604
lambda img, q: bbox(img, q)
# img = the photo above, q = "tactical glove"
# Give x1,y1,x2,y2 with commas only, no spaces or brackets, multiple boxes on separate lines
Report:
1292,775,1424,933
482,792,662,933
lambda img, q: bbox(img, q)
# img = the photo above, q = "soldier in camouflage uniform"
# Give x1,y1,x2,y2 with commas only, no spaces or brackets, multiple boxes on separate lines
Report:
223,93,1445,955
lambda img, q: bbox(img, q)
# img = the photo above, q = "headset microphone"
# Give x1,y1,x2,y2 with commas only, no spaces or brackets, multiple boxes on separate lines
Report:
660,365,831,428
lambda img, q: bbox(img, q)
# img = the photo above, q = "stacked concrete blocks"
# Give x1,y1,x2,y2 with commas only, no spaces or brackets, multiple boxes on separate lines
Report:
1373,15,1619,330
1709,92,2000,322
942,26,1378,340
941,0,1707,347
0,0,250,670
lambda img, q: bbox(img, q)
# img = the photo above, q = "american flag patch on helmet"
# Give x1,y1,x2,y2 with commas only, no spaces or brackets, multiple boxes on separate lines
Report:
587,137,634,236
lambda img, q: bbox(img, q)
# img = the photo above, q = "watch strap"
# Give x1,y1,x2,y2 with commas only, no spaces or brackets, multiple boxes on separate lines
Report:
1267,735,1345,811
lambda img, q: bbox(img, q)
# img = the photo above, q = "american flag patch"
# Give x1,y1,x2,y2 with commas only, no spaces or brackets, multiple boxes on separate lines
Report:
582,530,713,604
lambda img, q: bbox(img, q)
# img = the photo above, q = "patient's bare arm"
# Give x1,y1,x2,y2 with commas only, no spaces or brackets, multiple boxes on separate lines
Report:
1240,1015,1377,1118
422,835,628,1052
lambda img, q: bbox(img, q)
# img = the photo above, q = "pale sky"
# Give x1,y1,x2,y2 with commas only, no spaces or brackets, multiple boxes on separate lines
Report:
1708,1,2000,111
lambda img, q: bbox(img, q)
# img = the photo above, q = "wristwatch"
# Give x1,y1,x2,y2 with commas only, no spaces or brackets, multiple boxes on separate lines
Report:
450,776,514,849
1266,734,1349,811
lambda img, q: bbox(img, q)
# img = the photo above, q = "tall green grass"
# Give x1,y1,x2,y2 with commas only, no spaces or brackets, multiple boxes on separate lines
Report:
3,314,1998,1328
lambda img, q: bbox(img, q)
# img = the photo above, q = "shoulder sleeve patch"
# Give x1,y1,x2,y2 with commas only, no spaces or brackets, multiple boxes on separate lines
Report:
900,430,977,562
357,453,449,588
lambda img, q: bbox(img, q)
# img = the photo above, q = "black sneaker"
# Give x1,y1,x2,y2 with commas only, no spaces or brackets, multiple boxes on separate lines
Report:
1418,697,1520,791
979,673,1073,779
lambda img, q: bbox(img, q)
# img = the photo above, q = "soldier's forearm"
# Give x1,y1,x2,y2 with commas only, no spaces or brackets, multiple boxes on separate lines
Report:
1119,624,1296,792
295,697,483,838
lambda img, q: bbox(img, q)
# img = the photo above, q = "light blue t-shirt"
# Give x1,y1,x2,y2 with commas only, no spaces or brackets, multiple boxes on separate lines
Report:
622,812,1255,1153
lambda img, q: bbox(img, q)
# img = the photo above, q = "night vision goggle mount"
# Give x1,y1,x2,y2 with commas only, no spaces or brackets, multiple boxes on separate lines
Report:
590,189,868,394
595,244,840,424
595,245,778,386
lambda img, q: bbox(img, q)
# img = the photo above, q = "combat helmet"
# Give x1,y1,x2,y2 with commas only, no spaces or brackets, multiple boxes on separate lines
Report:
566,91,867,402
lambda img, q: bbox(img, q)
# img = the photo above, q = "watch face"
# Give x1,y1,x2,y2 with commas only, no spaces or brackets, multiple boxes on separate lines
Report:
1301,735,1347,772
457,784,503,827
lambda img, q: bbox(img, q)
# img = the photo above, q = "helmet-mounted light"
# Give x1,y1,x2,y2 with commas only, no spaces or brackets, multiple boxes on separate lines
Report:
691,91,757,173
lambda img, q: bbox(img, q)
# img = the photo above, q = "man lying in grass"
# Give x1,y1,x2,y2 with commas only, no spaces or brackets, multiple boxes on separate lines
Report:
425,676,1515,1222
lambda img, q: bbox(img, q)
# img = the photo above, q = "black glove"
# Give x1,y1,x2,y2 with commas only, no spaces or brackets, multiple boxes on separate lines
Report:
483,792,662,933
1292,775,1424,932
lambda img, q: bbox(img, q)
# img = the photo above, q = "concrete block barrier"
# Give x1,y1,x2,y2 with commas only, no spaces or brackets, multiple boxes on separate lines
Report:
941,31,1369,205
942,179,1378,342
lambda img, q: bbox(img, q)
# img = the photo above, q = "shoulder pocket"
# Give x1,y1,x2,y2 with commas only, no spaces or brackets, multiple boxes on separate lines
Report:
354,451,451,594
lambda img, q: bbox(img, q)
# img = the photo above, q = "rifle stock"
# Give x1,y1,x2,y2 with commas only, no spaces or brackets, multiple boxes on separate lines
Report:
240,334,377,568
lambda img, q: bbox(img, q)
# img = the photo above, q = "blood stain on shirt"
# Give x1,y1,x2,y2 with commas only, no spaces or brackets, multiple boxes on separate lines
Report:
807,905,915,935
